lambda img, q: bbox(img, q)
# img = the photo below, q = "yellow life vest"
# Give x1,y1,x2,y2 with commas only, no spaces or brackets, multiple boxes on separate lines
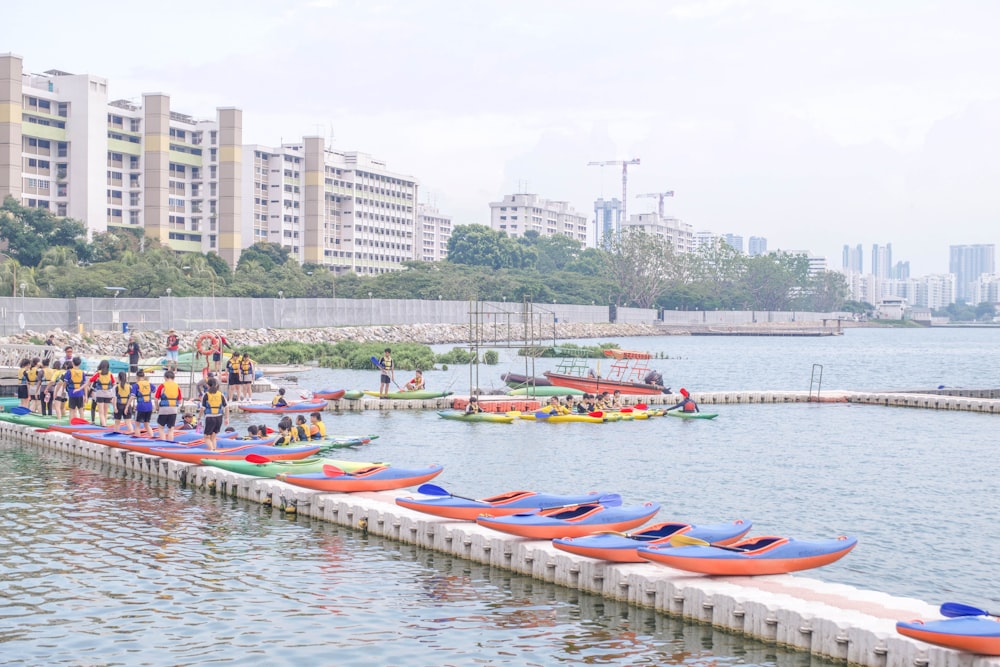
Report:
94,371,114,390
310,420,327,439
26,368,38,383
159,381,180,407
68,368,85,390
116,384,132,403
203,390,226,416
136,380,152,403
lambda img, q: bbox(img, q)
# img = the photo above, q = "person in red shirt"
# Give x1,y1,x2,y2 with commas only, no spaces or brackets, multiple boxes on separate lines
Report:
154,370,183,441
165,329,180,372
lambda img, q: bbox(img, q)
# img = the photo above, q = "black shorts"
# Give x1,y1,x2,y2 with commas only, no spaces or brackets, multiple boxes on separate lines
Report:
228,376,241,386
114,405,132,420
17,386,28,399
136,410,152,424
95,397,112,404
380,373,391,384
68,395,84,409
157,413,177,428
204,416,223,435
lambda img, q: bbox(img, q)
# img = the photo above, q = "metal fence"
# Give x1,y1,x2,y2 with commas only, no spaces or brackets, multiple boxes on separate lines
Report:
0,295,848,334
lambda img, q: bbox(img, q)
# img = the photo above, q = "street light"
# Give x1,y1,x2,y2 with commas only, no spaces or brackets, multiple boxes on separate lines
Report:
104,286,125,331
166,287,172,330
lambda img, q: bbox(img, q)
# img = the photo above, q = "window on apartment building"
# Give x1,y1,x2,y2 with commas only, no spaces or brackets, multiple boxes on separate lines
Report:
57,103,68,118
210,165,217,179
129,210,140,224
210,148,217,162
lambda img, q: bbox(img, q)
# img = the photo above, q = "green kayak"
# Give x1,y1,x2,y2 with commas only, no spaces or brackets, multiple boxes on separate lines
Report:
0,413,69,428
508,386,585,397
665,410,718,420
362,390,454,400
0,397,21,410
200,457,386,478
437,410,515,423
342,390,365,400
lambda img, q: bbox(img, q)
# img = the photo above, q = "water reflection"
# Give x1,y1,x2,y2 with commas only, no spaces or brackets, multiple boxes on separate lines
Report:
0,442,840,666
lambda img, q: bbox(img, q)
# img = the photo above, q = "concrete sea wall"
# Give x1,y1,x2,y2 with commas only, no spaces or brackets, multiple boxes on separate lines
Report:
1,420,992,667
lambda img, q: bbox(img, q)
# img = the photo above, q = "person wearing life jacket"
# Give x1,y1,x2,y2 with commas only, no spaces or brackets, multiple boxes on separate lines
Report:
114,371,135,434
197,377,229,451
177,412,199,431
308,412,327,440
86,359,116,427
666,387,699,413
271,388,288,408
238,352,254,402
294,415,310,441
25,357,41,413
273,416,297,447
225,354,241,402
404,369,424,392
46,360,64,420
64,357,88,420
131,369,157,438
16,358,31,408
37,358,52,415
154,370,183,441
165,329,180,372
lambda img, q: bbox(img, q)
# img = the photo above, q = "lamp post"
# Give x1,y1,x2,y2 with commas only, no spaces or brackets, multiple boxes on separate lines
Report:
166,287,172,330
19,282,26,330
368,291,373,325
104,286,125,332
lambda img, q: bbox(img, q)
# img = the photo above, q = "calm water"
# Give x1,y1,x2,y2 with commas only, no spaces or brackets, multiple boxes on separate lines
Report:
2,327,998,664
0,447,835,667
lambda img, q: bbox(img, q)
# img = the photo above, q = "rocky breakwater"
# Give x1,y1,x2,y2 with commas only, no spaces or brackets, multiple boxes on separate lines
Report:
4,322,668,357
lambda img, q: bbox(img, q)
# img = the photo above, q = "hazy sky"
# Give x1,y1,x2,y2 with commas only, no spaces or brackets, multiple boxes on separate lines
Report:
6,0,1000,276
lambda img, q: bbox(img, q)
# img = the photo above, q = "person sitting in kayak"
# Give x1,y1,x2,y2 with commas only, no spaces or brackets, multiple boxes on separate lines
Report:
308,412,327,440
545,396,570,415
177,412,199,431
666,387,699,413
274,416,297,446
271,388,288,408
294,414,310,441
465,396,482,414
404,369,425,392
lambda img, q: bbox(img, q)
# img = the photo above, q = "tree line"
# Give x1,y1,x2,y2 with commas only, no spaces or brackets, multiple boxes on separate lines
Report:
1,196,848,311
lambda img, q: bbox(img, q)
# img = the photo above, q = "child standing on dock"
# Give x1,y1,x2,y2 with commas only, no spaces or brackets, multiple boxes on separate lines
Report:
198,378,229,451
378,348,395,399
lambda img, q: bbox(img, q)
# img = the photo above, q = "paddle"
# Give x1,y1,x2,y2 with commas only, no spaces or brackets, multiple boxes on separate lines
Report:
634,403,648,410
589,411,604,419
669,534,746,552
370,356,402,390
323,464,385,477
71,417,90,425
245,454,272,464
417,483,483,503
539,493,622,511
10,406,32,415
534,411,551,419
940,602,998,618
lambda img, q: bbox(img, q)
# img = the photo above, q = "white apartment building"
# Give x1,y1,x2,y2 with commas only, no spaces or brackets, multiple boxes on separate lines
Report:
489,193,589,246
846,272,956,309
416,203,452,262
1,54,243,264
693,230,717,249
971,274,1000,305
621,212,695,252
241,139,418,274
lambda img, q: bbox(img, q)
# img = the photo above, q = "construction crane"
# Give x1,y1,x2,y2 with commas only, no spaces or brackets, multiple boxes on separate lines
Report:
588,158,640,231
638,191,675,218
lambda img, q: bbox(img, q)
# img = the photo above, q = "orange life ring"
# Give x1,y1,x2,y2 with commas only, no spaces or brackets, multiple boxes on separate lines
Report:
195,333,217,356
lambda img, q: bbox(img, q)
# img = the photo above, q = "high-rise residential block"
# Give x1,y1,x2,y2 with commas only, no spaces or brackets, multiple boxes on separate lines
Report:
242,141,419,274
842,243,863,273
723,233,744,253
489,193,588,245
416,202,452,262
949,244,996,303
0,54,243,262
621,212,694,252
871,243,892,279
748,236,768,256
593,197,621,245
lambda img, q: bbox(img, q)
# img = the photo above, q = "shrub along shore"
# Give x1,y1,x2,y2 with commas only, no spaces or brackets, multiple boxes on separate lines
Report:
5,322,667,360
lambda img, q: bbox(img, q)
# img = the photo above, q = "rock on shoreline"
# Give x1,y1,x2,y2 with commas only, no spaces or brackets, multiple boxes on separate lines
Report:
3,322,669,358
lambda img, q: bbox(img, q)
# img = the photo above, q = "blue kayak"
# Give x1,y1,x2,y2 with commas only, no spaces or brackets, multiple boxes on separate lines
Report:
552,519,753,562
395,487,611,521
896,616,1000,655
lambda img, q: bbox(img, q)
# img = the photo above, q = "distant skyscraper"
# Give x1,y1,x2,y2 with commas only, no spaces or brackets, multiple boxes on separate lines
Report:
748,236,767,256
593,198,622,245
871,243,892,279
892,261,910,281
842,243,863,273
949,244,996,303
723,234,744,253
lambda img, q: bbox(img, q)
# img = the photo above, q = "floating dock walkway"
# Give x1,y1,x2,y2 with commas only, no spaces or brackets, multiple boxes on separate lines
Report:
1,420,994,667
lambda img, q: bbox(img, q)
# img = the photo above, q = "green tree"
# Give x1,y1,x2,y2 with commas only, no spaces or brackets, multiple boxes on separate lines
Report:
604,228,677,307
0,196,87,266
446,224,531,270
237,242,292,272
